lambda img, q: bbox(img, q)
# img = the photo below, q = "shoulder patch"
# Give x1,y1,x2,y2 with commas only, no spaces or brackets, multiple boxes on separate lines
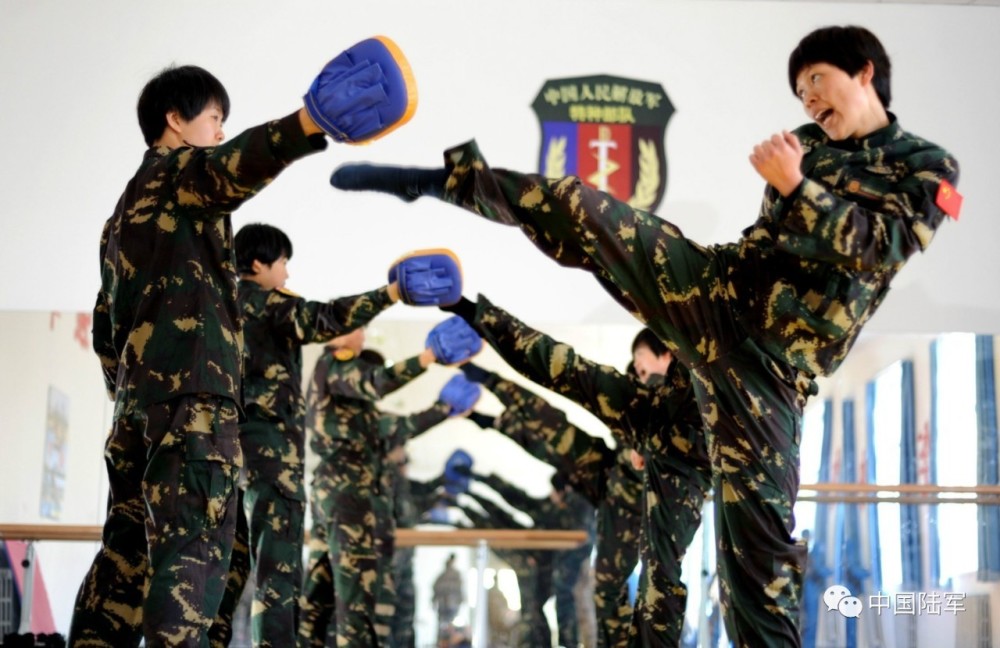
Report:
935,179,962,221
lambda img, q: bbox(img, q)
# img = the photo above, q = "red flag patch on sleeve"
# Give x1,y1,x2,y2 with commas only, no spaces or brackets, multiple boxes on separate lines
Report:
935,179,962,221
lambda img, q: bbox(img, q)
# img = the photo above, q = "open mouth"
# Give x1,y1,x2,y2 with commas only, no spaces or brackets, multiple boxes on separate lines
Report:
815,108,834,127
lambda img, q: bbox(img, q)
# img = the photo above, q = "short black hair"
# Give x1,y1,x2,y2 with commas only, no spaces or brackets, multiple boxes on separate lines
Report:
234,223,292,275
788,25,892,108
631,328,669,357
550,471,569,492
137,64,231,146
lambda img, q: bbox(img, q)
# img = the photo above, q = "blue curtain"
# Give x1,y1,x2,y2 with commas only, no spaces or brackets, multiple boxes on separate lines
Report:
927,340,941,587
865,381,883,593
977,335,1000,581
837,400,865,648
899,360,923,590
802,401,834,648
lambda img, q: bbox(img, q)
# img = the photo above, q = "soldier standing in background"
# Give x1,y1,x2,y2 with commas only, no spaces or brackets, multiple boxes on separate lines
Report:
69,37,419,646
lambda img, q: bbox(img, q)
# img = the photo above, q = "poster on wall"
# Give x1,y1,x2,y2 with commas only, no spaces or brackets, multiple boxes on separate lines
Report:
40,385,68,520
532,75,674,213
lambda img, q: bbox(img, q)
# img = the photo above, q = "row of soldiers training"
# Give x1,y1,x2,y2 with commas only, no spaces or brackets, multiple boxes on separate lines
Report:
65,19,962,648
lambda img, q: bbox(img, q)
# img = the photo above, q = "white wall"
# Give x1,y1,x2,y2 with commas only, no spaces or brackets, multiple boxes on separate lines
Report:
0,0,998,334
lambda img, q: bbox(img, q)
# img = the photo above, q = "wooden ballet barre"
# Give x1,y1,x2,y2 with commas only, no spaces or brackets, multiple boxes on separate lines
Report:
799,483,1000,495
395,528,588,549
797,494,1000,505
0,524,587,550
0,524,102,542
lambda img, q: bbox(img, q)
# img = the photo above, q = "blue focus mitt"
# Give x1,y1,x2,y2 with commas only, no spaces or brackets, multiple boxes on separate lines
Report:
304,35,417,144
427,316,483,365
443,448,475,495
439,374,482,416
389,249,463,306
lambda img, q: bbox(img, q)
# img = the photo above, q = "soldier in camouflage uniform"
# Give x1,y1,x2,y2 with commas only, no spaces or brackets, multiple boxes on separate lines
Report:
463,367,642,647
296,407,454,648
205,223,405,647
69,64,331,648
450,299,711,647
299,331,473,647
330,26,962,647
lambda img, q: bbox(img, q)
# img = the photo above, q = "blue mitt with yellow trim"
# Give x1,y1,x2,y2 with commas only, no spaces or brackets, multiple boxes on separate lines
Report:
305,35,417,144
389,248,463,306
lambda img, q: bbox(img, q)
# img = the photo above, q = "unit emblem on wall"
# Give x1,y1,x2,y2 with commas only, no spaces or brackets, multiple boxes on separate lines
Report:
532,75,674,212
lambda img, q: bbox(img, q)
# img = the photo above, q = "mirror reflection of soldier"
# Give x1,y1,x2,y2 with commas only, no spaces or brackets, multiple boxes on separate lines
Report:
297,330,440,647
446,296,711,646
432,553,466,647
458,367,641,648
462,374,601,648
471,469,594,648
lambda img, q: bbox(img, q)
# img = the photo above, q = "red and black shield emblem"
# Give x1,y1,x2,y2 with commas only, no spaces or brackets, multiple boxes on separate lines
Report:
532,75,674,212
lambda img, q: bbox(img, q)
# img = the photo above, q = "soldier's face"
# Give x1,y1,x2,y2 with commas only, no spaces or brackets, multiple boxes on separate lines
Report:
632,345,671,384
177,101,226,147
255,256,289,290
795,61,879,141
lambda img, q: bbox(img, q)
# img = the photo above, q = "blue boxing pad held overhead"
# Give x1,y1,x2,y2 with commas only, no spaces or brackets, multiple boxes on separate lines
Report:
426,316,483,365
304,35,418,144
389,248,463,306
444,448,475,495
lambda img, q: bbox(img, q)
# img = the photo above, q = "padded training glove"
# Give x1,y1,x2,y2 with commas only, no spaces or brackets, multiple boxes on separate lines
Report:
439,374,482,416
389,249,463,306
427,316,483,365
443,448,475,495
330,164,448,202
304,36,417,144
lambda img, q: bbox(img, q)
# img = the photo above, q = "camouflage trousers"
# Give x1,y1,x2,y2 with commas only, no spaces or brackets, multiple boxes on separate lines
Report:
299,461,396,647
443,141,812,647
628,466,708,647
593,495,641,648
68,394,240,648
297,514,334,648
391,546,416,648
209,479,305,647
554,540,593,648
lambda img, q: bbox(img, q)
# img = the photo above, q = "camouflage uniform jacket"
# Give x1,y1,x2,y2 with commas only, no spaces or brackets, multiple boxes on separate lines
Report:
441,114,959,378
305,348,428,506
473,296,710,496
378,406,450,452
93,111,327,410
238,280,394,498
